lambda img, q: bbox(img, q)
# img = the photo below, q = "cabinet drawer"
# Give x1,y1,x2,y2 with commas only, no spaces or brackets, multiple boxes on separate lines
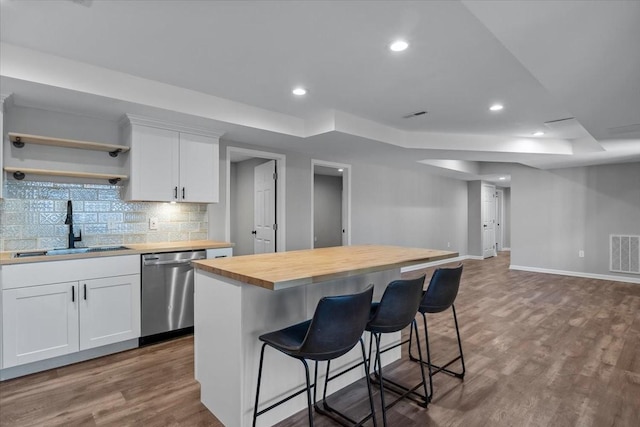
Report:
206,247,233,259
2,255,140,290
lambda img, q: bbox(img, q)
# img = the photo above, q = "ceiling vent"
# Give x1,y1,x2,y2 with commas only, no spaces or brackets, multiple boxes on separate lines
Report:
402,111,427,119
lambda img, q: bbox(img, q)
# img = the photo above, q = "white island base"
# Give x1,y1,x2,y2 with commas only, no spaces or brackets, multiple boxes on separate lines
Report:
194,268,402,427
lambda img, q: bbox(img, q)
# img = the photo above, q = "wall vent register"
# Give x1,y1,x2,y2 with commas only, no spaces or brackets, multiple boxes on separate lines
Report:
610,235,640,274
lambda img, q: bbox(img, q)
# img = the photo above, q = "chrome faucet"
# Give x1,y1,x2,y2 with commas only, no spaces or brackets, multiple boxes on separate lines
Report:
64,200,82,249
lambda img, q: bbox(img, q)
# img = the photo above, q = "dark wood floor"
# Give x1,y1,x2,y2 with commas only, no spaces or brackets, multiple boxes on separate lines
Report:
1,253,639,426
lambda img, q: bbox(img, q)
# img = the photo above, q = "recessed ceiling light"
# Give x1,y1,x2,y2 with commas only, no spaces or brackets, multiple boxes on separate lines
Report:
338,168,344,172
533,131,545,136
389,40,409,52
489,104,504,112
499,177,506,180
292,87,307,96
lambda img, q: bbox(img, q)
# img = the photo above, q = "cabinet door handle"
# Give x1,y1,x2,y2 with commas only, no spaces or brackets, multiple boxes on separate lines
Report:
174,186,178,199
182,187,185,199
83,284,87,300
72,285,75,302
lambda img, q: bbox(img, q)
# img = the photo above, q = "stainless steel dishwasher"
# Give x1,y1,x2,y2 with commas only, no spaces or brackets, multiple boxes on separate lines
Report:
140,250,206,345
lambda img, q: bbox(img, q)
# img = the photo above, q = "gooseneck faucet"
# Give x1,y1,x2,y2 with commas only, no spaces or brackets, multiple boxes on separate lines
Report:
65,200,82,249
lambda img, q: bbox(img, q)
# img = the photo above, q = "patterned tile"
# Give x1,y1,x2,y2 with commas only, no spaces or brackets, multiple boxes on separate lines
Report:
180,222,201,232
84,224,109,234
98,212,124,223
170,212,190,222
189,232,208,241
39,188,70,200
98,189,122,201
37,237,67,250
169,232,190,241
146,232,170,243
4,239,38,251
69,188,98,200
22,225,55,238
40,212,65,224
124,212,147,223
124,234,148,244
159,222,180,232
73,213,98,224
84,201,112,212
0,225,22,238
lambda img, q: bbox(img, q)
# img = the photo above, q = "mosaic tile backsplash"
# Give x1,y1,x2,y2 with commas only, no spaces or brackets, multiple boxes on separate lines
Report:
0,181,209,252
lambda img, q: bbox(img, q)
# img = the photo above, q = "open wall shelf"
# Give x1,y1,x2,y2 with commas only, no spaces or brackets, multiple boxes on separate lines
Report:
3,167,128,185
9,132,130,157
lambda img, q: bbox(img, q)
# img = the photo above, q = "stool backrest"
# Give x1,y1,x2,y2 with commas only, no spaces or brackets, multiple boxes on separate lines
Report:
299,285,374,360
367,276,426,333
420,264,463,313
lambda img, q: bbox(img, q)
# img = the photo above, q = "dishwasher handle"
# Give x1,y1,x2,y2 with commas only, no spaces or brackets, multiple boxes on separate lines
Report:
143,258,205,266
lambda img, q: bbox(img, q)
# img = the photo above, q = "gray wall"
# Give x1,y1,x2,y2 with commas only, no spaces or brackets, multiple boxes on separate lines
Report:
230,158,270,256
349,162,468,253
313,174,342,248
210,139,470,255
511,162,640,279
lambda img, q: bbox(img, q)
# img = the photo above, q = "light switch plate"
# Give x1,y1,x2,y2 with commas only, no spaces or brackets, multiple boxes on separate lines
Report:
149,217,158,230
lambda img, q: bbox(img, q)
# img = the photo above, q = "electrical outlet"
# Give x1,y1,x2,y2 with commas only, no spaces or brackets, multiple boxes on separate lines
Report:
578,250,584,258
149,217,158,230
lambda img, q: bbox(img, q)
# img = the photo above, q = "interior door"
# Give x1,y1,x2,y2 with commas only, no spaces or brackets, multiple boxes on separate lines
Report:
482,183,496,258
254,160,276,254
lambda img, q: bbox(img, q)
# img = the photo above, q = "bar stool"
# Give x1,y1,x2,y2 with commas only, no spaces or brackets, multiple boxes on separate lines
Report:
408,264,465,402
252,286,376,427
366,276,429,426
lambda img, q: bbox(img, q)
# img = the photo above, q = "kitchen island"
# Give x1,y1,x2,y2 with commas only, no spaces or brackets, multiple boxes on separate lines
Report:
192,245,457,427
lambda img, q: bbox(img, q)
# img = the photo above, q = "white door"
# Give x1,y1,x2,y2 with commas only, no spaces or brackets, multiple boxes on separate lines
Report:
79,275,141,350
2,282,79,368
179,132,219,203
482,184,497,258
254,160,277,254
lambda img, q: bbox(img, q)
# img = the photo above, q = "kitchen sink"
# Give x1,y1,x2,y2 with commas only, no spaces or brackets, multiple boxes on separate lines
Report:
14,246,130,258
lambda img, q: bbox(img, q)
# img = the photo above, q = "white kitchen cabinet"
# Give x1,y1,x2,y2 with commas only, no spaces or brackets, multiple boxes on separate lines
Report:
206,247,233,259
2,256,140,369
2,282,80,367
80,275,141,350
122,115,223,203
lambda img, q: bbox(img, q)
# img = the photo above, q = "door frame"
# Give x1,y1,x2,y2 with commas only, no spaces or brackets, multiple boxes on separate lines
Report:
226,147,286,252
495,188,504,252
311,159,352,248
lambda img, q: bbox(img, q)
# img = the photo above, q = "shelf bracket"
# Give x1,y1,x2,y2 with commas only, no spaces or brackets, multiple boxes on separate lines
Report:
12,171,26,180
12,137,25,148
108,148,123,158
108,178,122,185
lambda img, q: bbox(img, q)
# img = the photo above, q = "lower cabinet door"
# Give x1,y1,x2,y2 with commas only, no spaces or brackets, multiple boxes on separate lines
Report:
2,282,79,368
79,274,141,350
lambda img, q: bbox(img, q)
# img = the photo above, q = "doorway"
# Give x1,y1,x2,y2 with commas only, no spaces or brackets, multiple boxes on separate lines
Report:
311,160,351,248
226,147,286,255
495,188,504,251
482,183,496,258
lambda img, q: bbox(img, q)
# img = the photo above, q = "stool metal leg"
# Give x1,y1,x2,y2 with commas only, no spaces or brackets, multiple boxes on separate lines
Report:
313,338,378,427
253,343,268,427
370,321,429,407
409,306,466,379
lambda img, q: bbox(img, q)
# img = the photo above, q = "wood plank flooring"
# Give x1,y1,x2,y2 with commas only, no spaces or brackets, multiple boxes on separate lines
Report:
1,253,639,426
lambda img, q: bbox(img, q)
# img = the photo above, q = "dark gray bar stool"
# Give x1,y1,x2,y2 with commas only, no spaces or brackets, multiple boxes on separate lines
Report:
408,264,465,402
252,286,377,427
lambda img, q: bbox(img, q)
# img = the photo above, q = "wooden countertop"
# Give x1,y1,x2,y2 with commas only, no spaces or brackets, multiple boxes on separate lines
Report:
0,240,233,265
193,245,457,290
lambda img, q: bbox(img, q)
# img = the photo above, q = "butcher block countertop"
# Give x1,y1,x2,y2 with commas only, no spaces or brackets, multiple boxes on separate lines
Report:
0,240,233,265
192,245,458,290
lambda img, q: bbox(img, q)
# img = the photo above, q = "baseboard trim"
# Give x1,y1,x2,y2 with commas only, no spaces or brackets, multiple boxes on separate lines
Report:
401,255,468,273
509,265,640,285
502,247,511,251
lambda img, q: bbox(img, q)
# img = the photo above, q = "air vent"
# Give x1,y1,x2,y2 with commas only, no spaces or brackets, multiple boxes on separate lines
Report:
610,235,640,274
402,111,427,119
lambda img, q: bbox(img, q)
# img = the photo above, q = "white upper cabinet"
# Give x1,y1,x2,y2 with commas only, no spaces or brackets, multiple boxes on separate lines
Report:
122,115,223,203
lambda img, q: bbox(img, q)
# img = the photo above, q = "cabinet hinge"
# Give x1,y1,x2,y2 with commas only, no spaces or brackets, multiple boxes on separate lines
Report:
273,223,278,231
273,172,277,181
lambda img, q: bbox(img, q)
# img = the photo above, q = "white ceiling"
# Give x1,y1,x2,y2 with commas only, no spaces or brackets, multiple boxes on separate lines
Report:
1,0,639,181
